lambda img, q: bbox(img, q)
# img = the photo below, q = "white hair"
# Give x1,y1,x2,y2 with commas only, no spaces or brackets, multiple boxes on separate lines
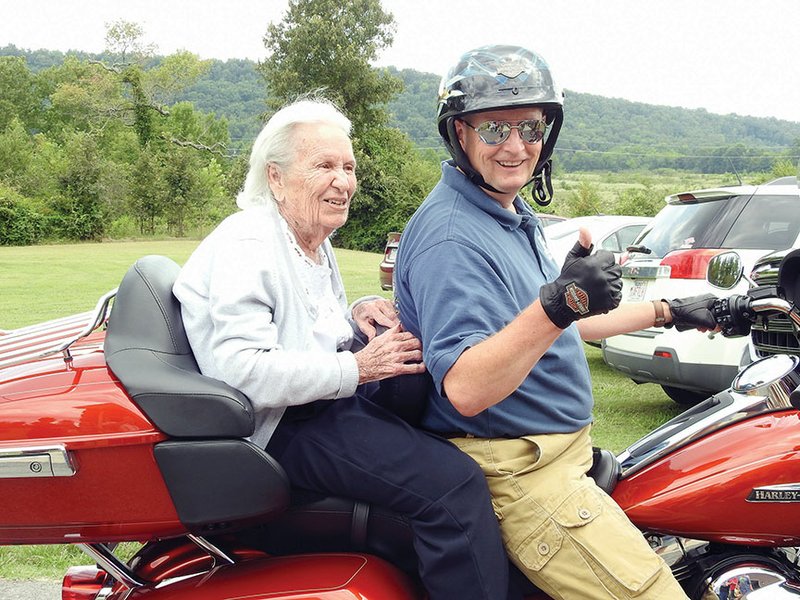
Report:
236,97,352,209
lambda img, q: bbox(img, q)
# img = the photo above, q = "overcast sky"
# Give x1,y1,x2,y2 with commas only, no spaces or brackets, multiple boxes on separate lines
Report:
2,0,798,123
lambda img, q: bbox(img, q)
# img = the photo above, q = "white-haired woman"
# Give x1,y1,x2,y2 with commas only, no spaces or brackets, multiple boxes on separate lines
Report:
173,97,513,600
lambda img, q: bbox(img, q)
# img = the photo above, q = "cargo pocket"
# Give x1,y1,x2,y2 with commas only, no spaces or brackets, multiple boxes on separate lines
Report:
515,486,662,595
515,515,564,572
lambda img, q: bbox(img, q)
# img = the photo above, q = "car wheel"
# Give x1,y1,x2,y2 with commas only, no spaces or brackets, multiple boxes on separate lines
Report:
661,385,710,406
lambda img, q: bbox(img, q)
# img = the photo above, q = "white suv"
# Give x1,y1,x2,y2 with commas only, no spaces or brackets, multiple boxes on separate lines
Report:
601,178,800,405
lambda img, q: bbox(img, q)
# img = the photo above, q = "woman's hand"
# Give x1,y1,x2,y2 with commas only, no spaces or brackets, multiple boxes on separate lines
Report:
352,298,399,340
354,323,425,383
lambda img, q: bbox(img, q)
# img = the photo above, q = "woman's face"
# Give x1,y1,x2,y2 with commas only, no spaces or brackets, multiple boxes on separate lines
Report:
269,122,357,244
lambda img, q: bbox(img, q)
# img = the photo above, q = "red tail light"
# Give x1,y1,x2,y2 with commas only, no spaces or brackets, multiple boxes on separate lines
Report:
660,249,724,279
62,566,108,600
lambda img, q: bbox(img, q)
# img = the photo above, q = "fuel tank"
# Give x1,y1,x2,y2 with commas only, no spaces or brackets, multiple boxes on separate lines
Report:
614,399,800,545
0,320,183,544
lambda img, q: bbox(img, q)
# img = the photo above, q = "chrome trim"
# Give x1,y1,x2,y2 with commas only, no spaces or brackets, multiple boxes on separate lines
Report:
752,263,780,285
707,566,793,599
748,483,800,503
0,288,116,369
732,355,800,400
188,534,236,565
77,543,148,589
621,354,800,477
54,288,117,364
619,391,773,477
619,355,800,477
0,445,75,479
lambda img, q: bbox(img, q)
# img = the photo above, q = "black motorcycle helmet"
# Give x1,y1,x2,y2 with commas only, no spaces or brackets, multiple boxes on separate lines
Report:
437,44,564,205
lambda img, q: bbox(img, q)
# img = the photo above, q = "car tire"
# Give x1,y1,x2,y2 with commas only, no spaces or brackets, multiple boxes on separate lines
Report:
661,385,710,406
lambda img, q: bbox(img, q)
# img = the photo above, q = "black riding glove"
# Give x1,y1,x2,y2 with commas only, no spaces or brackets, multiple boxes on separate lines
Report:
540,242,622,329
664,294,718,331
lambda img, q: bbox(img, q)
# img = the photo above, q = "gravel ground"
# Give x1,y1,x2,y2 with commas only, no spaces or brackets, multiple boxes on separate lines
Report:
0,579,60,600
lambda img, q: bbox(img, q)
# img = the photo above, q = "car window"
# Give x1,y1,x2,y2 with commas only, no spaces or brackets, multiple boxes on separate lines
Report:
634,200,729,257
722,194,800,250
601,225,646,252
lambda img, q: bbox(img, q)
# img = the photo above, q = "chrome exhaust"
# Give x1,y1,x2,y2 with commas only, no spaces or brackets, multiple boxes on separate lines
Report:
705,565,800,599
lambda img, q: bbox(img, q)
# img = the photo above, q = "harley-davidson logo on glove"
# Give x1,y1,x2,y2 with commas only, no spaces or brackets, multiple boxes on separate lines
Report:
565,282,590,315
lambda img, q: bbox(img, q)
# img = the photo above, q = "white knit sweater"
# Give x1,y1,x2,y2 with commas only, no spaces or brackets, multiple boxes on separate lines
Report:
173,202,360,447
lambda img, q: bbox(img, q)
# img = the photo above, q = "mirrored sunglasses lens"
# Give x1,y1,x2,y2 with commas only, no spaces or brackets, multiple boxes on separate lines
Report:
519,120,546,143
475,121,509,145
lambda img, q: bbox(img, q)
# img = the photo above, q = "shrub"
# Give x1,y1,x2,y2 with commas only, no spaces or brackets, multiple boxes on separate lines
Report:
0,189,50,245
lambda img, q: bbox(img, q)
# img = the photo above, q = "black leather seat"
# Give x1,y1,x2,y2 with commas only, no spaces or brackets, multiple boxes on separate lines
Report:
103,255,418,568
105,255,289,532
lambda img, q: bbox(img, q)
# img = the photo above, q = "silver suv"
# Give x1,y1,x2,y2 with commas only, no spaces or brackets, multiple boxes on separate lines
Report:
602,177,800,405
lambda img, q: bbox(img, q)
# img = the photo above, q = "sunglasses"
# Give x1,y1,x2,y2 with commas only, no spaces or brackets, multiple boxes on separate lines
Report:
464,119,548,145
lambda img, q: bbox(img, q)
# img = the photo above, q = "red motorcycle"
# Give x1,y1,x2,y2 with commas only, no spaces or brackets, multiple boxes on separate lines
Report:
3,250,800,600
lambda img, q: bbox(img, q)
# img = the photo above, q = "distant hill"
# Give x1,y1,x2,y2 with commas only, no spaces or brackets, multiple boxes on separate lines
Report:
3,45,799,172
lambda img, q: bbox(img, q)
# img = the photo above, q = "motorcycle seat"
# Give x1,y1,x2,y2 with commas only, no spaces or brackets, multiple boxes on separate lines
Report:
105,255,290,533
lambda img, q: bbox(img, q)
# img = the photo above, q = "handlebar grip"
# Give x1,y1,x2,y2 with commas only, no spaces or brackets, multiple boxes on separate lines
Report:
712,295,755,337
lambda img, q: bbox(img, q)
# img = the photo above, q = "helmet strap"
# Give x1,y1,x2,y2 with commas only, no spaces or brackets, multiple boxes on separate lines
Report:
530,160,554,206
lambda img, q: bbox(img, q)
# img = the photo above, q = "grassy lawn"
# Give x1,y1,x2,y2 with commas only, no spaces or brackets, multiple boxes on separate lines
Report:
0,239,681,579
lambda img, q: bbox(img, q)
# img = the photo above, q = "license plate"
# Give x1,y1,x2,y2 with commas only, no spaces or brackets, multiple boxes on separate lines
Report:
626,279,649,302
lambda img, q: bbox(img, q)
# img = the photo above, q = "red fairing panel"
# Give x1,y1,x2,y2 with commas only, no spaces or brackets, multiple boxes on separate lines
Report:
109,554,420,600
0,334,184,544
614,410,800,545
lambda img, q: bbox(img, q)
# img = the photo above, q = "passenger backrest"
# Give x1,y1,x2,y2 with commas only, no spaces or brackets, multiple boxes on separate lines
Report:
104,255,289,532
105,255,254,438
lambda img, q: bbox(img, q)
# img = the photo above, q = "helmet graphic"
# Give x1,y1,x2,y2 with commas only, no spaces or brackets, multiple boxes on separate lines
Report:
437,45,564,205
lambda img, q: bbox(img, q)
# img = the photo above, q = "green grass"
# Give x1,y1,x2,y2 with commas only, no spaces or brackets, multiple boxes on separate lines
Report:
0,240,389,330
0,239,679,579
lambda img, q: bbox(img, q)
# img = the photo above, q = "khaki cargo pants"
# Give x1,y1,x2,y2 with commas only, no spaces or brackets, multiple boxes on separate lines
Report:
450,426,688,599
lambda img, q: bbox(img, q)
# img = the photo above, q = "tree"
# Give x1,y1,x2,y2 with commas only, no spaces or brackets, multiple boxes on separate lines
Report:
260,0,401,134
259,0,439,251
54,131,107,240
104,20,157,65
0,56,43,131
130,147,167,235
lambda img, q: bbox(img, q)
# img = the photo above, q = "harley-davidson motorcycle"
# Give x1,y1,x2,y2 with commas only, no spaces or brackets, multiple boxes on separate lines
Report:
3,247,800,600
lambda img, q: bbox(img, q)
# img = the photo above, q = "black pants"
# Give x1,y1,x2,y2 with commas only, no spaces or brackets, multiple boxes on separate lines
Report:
267,395,513,600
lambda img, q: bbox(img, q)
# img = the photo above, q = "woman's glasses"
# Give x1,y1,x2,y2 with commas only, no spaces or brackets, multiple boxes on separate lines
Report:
465,119,548,145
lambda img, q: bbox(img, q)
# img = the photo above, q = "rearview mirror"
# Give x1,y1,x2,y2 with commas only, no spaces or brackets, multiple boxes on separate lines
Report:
707,252,743,290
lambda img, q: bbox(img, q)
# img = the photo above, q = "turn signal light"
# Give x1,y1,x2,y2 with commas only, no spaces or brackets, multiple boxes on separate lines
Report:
659,249,724,280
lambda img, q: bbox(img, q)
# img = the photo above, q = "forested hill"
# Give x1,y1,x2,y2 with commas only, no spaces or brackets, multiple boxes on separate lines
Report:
4,45,799,172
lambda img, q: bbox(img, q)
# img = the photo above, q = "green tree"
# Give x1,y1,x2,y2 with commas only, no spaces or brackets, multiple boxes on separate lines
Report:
104,19,157,65
261,0,401,134
0,56,43,131
259,0,439,251
337,126,438,251
0,118,35,188
130,146,167,235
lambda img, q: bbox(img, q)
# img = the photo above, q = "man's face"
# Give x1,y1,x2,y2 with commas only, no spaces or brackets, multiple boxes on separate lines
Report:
454,106,545,207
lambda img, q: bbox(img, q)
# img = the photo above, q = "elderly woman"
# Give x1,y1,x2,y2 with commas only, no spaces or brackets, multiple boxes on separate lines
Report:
172,97,512,600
